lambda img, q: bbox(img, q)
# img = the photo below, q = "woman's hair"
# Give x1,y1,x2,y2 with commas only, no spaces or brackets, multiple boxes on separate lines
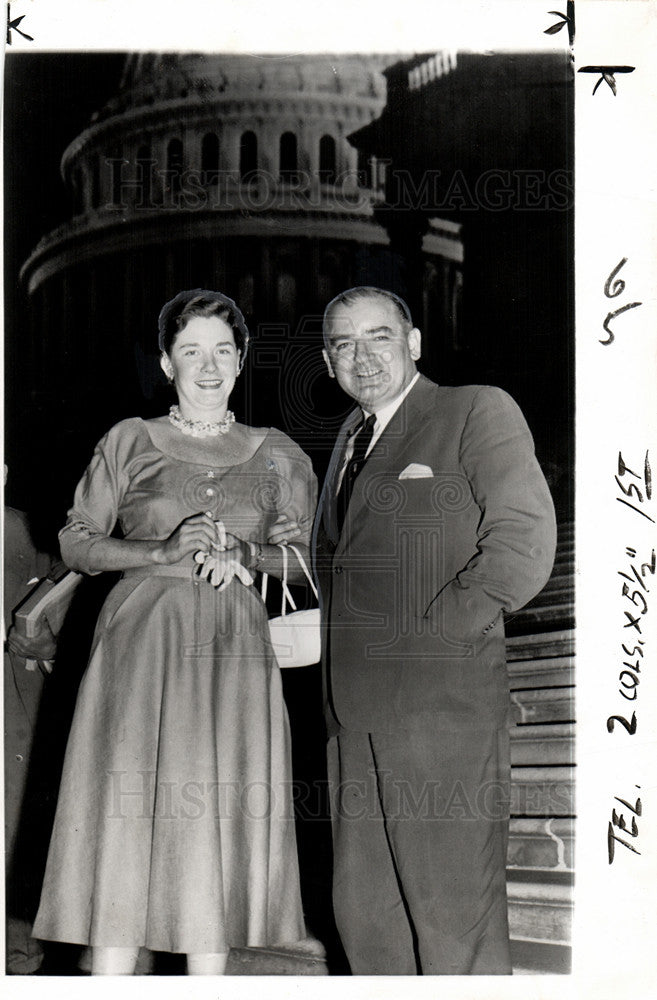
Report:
158,289,250,369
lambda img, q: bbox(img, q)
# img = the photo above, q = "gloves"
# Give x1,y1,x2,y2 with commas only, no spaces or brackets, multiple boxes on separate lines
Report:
194,550,254,591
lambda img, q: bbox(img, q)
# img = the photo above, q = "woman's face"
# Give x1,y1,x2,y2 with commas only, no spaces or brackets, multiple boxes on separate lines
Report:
163,314,241,416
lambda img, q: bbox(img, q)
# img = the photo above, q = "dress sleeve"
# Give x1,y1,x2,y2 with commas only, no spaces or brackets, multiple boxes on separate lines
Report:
58,424,129,575
276,434,318,548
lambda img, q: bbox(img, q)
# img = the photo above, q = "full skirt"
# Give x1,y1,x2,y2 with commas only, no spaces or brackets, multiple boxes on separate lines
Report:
33,573,305,954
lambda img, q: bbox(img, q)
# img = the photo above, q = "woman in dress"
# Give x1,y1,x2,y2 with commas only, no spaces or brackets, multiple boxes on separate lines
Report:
32,290,316,975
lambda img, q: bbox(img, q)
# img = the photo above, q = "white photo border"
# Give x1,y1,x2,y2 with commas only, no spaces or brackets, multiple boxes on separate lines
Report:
2,1,656,998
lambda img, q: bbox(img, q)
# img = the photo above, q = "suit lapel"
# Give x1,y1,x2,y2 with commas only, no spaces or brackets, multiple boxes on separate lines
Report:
335,377,438,552
319,407,362,545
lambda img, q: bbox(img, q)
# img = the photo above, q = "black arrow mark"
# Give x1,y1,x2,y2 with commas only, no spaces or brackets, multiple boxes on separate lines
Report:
578,66,635,96
6,2,33,44
544,2,575,46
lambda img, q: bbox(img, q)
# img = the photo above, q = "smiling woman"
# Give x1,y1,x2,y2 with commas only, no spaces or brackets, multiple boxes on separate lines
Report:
31,289,318,976
158,294,244,444
166,316,240,410
148,293,271,469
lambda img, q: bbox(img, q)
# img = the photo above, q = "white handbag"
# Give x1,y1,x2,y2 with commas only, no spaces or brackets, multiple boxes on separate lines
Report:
262,544,321,668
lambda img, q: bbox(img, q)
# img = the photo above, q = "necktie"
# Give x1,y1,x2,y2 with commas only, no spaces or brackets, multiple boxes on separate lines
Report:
336,413,376,531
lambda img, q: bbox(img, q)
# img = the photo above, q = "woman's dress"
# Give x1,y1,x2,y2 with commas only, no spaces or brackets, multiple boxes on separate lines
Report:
32,418,316,954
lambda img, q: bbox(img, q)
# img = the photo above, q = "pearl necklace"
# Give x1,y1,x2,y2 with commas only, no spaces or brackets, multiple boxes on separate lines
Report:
168,404,235,438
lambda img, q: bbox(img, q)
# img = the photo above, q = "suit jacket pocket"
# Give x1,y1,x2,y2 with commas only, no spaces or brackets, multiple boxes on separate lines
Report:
395,472,473,519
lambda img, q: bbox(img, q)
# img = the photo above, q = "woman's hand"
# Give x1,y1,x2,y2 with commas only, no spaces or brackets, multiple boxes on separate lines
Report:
194,522,254,590
153,513,219,565
267,514,301,546
211,522,253,566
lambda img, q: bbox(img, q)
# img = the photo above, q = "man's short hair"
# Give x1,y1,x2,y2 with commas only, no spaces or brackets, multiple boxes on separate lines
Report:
323,287,413,338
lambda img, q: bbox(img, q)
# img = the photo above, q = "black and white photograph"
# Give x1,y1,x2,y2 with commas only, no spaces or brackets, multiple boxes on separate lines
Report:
2,2,655,997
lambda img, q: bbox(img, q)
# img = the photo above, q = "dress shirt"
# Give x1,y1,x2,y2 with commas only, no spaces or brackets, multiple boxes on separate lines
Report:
335,372,420,494
363,372,420,456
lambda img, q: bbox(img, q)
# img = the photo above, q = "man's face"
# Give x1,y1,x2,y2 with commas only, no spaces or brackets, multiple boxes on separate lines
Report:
323,295,421,412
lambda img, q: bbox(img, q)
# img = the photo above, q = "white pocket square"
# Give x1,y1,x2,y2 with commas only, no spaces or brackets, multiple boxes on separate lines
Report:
399,463,434,480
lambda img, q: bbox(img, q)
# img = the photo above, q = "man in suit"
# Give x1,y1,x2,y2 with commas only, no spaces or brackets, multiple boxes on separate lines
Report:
311,286,557,975
4,497,57,974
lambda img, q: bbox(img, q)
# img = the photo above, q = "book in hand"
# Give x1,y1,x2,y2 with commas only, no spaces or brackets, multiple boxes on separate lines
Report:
13,563,83,640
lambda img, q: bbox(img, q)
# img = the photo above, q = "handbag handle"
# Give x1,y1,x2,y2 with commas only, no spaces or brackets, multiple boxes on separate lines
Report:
261,543,318,618
286,544,319,599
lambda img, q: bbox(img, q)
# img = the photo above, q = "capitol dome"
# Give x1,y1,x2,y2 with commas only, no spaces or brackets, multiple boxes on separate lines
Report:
24,53,396,296
19,52,461,459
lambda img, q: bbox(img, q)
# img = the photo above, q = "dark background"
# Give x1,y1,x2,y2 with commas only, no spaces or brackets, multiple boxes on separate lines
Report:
4,53,125,519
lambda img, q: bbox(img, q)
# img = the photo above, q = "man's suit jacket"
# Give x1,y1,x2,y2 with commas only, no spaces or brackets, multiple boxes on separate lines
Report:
313,376,557,735
4,508,52,909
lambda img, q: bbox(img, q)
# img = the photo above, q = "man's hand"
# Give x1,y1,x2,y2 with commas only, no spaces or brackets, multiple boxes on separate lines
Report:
267,514,302,546
7,621,57,661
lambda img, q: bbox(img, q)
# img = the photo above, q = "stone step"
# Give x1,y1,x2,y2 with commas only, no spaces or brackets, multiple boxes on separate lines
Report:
511,938,571,975
510,685,574,724
509,721,574,766
506,628,575,661
510,765,574,816
225,939,328,975
74,938,328,976
508,655,574,689
508,817,574,869
507,870,573,945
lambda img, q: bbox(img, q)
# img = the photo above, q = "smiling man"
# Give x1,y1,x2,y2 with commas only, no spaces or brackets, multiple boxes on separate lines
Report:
322,292,421,412
312,286,557,975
